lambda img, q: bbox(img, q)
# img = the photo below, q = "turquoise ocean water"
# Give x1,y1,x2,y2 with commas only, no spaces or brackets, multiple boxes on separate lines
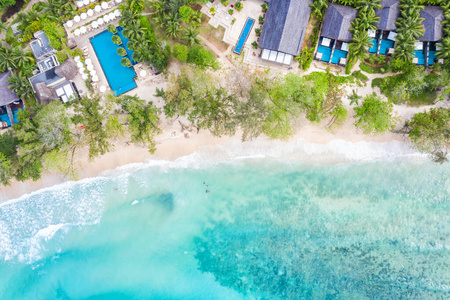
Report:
0,152,449,299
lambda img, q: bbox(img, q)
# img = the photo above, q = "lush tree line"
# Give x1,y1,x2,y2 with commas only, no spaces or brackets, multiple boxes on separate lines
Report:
0,94,161,185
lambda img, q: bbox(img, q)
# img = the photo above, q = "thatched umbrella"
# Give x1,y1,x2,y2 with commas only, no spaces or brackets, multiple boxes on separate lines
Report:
35,82,56,105
55,60,78,80
66,38,77,49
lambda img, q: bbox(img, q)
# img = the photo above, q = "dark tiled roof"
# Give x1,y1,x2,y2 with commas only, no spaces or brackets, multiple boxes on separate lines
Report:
29,68,63,88
30,31,54,60
375,0,400,31
321,4,358,42
54,60,78,81
259,0,312,56
419,6,444,42
0,71,19,106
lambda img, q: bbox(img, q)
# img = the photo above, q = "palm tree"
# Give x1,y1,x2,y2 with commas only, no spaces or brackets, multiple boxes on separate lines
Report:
120,9,139,27
12,47,34,70
132,47,148,62
0,47,16,71
166,21,181,38
8,72,34,104
348,30,372,62
182,27,200,46
127,0,145,14
356,0,382,14
154,14,167,29
437,37,450,60
123,23,146,40
121,57,132,67
309,0,328,18
351,11,379,32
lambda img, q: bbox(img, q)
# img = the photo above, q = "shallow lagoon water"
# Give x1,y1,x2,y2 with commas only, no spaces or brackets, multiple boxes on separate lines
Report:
0,158,449,299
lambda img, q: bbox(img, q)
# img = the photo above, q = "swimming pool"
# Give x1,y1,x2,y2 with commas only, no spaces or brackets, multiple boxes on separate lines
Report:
379,39,394,55
317,46,331,62
428,50,436,65
414,50,425,65
331,49,347,64
234,18,255,54
369,38,378,53
90,30,137,96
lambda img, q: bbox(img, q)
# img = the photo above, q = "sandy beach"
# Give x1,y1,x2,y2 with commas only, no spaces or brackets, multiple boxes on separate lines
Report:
0,113,408,203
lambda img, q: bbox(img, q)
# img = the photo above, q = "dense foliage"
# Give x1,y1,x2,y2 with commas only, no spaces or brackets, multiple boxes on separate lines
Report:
354,93,397,134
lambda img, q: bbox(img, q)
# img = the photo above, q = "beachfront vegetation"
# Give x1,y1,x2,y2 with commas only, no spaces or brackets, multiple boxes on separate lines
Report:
172,43,188,62
0,93,161,184
108,24,118,34
404,107,450,163
353,93,397,134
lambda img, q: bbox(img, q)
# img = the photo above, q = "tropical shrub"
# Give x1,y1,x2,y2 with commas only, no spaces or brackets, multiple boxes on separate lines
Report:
55,50,67,63
187,46,219,69
221,0,229,6
255,28,261,36
261,3,268,12
354,93,397,134
117,47,127,56
209,7,216,15
235,1,243,12
121,57,132,67
112,35,122,45
172,43,188,62
251,41,258,49
228,9,234,15
108,24,117,34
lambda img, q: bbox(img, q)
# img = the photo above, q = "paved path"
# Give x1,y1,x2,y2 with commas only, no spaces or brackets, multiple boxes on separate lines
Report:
198,35,234,69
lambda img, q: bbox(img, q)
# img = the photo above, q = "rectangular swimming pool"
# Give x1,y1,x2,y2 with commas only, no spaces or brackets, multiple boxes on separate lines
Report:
379,39,394,55
234,18,255,54
90,30,137,96
317,46,331,62
414,50,425,65
369,38,378,53
331,49,347,64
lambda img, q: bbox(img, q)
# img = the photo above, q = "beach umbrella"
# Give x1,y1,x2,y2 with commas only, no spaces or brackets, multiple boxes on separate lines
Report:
90,0,95,3
109,12,115,20
139,70,147,77
87,9,94,16
67,20,73,28
90,69,97,76
77,1,84,8
103,15,110,23
92,75,99,82
87,64,94,71
81,12,87,20
83,0,89,6
74,28,81,36
82,74,88,80
95,5,101,12
97,17,104,25
92,20,99,28
115,0,122,3
101,2,108,9
77,61,84,68
114,9,121,17
74,15,81,23
74,56,81,62
85,58,92,65
80,26,87,34
100,85,107,93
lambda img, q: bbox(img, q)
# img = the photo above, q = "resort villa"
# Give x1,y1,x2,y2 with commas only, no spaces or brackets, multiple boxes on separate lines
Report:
315,4,357,65
0,71,23,129
414,6,444,66
371,0,400,55
259,0,312,65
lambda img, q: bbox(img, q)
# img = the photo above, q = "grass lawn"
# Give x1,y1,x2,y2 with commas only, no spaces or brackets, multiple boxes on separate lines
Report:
198,14,229,52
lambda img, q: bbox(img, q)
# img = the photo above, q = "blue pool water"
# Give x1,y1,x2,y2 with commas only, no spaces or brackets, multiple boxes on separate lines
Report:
90,30,137,96
414,50,425,65
317,45,331,62
234,18,254,54
369,38,378,53
117,27,137,65
379,39,394,55
0,114,10,126
13,109,22,124
331,49,347,64
0,155,449,299
428,50,437,65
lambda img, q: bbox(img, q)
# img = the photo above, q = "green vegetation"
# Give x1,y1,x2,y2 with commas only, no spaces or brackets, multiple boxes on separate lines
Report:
117,47,127,56
348,0,381,63
112,35,122,45
360,62,384,74
372,64,449,105
187,45,219,69
121,57,132,67
437,2,450,60
108,24,117,34
393,0,424,62
55,50,67,64
0,0,15,9
354,93,397,134
234,1,243,12
404,108,450,163
172,43,188,62
310,0,328,18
